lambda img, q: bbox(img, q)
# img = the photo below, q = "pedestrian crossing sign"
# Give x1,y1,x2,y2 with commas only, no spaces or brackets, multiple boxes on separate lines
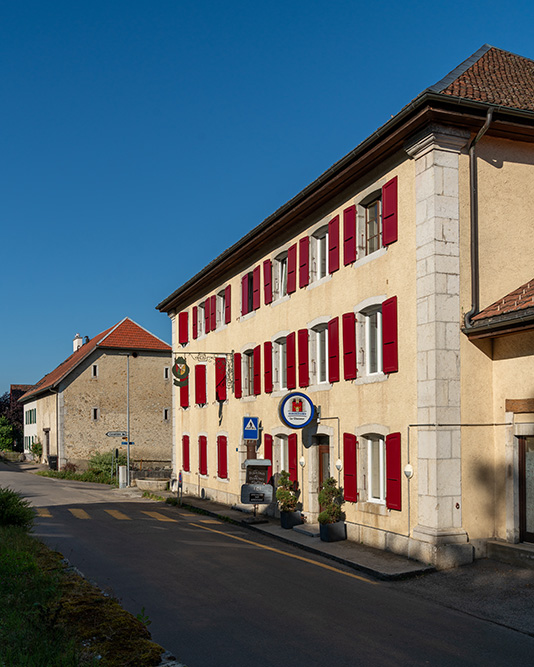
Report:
243,417,259,440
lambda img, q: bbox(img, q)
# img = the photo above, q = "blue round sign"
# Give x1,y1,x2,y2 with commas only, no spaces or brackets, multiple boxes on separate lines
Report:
279,392,315,429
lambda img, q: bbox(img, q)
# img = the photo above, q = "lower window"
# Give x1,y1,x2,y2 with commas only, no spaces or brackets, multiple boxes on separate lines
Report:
367,435,385,503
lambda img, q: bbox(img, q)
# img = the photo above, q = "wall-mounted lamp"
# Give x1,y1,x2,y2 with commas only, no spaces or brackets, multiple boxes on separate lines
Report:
404,464,414,479
335,458,343,471
299,456,306,468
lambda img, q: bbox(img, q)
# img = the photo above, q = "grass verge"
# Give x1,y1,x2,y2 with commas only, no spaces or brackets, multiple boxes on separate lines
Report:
36,469,115,484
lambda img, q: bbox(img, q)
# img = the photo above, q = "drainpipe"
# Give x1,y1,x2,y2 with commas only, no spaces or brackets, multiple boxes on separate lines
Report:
464,107,494,328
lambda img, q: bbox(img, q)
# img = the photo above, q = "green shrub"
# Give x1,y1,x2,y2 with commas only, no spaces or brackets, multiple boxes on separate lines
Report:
88,451,127,478
0,487,35,530
276,470,299,512
30,438,43,460
317,477,345,525
0,416,15,451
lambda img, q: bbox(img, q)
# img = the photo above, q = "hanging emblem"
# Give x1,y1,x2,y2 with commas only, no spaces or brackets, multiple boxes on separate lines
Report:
172,356,190,387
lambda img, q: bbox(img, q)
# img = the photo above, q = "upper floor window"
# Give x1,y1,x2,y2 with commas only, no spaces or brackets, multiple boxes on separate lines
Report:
274,253,288,299
365,199,381,256
216,289,226,328
164,366,170,380
312,227,328,281
91,407,100,421
243,350,254,397
241,267,260,316
197,302,206,337
312,325,328,384
273,337,287,390
25,408,36,425
363,307,382,375
163,408,170,421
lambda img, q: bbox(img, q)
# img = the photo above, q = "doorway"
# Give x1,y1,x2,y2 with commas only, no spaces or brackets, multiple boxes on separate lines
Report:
519,436,534,543
318,439,330,509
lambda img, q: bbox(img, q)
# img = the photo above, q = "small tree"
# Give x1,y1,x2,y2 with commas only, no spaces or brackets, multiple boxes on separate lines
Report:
318,477,345,525
30,439,43,461
276,470,298,512
0,416,15,451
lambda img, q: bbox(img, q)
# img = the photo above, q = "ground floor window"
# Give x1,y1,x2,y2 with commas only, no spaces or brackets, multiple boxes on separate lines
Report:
367,434,385,503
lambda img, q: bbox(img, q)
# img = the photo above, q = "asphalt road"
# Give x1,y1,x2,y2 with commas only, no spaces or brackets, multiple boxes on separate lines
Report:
2,463,534,666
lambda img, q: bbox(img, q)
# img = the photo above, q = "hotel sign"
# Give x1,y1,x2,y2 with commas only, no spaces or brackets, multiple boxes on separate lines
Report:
279,392,315,429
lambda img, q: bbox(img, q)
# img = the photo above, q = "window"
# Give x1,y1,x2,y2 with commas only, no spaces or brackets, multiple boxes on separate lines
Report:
274,435,289,474
182,435,190,472
163,408,170,421
199,435,208,476
364,307,382,375
243,350,254,396
91,408,99,421
365,200,381,256
91,364,98,378
274,253,288,299
242,267,260,315
197,302,205,337
312,325,328,384
195,365,207,405
217,435,228,479
312,227,328,281
164,366,170,380
273,338,287,390
178,311,189,344
216,289,226,328
25,408,36,425
367,435,385,503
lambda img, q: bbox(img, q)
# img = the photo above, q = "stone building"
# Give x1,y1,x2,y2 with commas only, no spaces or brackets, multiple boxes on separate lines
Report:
157,45,534,568
19,318,172,470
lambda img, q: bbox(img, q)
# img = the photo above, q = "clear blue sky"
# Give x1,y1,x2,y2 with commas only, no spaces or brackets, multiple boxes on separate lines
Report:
2,0,533,394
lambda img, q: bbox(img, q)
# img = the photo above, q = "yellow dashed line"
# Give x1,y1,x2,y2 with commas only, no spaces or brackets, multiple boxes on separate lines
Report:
105,509,131,521
69,508,91,520
198,519,222,524
191,523,378,585
141,511,177,522
36,508,52,518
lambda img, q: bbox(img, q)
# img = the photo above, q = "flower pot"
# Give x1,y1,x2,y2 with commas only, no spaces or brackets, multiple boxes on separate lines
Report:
280,510,303,529
319,520,346,542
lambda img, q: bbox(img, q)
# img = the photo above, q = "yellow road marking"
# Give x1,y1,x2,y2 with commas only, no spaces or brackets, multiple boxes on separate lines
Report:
142,511,177,522
105,509,131,521
36,508,52,518
191,523,378,585
198,519,221,524
69,508,90,520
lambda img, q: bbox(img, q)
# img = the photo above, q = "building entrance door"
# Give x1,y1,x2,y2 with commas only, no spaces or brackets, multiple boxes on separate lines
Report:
519,436,534,543
318,442,330,510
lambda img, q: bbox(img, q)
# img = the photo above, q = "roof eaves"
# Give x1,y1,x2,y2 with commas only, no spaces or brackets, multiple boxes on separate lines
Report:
463,306,534,339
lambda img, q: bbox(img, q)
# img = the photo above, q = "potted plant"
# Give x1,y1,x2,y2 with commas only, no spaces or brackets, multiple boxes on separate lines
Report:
276,470,303,529
318,477,346,542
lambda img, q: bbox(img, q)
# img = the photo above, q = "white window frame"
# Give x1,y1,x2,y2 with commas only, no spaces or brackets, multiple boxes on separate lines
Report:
273,337,287,390
274,252,288,300
311,324,329,385
198,302,206,337
311,226,328,282
274,434,289,474
243,349,254,397
366,434,386,504
216,289,226,328
363,307,382,376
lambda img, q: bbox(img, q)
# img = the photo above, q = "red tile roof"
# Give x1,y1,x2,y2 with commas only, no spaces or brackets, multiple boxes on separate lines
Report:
19,318,170,402
472,279,534,322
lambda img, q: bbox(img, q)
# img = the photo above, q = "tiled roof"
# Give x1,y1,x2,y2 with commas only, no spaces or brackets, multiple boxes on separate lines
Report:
472,279,534,322
429,45,534,112
19,318,170,402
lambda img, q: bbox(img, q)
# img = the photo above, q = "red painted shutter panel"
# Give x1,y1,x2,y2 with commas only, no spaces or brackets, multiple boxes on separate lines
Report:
288,433,298,483
286,332,296,390
299,236,310,288
241,275,249,316
234,353,242,398
252,266,261,310
328,215,340,273
298,328,309,388
343,205,356,265
199,436,207,476
224,285,231,324
386,432,402,510
264,434,273,483
253,345,261,395
215,357,227,402
178,311,189,345
382,296,398,373
217,436,228,479
328,317,340,383
343,433,358,502
205,299,210,333
210,295,216,331
264,259,273,305
342,312,357,380
382,176,398,246
192,306,198,339
287,244,297,293
264,341,273,393
195,365,206,405
180,383,189,409
182,435,190,472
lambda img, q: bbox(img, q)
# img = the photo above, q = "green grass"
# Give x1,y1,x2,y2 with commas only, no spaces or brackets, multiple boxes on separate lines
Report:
36,469,116,484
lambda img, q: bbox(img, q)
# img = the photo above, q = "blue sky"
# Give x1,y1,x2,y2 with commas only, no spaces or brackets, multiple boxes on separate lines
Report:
2,0,534,394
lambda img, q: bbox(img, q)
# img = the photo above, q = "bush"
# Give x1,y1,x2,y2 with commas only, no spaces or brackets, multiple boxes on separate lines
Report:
317,477,345,525
30,439,43,460
0,488,35,530
276,470,299,512
0,416,15,451
88,451,127,478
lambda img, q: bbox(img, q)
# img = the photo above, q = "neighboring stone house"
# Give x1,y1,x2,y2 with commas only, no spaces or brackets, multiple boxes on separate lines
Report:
19,318,172,470
157,45,534,569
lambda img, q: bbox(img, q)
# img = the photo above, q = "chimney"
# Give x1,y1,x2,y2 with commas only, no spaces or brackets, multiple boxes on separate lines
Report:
73,333,83,352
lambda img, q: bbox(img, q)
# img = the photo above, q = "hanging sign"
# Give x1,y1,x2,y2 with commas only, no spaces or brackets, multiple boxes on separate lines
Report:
243,417,259,440
172,356,190,387
279,392,315,429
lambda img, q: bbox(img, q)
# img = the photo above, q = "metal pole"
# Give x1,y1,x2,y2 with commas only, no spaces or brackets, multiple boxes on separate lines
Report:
126,354,130,487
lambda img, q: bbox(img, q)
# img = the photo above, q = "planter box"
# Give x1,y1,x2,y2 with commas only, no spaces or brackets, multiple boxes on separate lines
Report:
280,510,303,529
319,521,346,542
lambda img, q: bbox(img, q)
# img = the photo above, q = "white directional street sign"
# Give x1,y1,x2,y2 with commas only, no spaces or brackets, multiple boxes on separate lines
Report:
106,431,128,437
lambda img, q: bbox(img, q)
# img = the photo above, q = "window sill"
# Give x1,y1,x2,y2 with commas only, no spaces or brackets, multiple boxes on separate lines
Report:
240,395,257,403
239,311,256,323
306,274,332,291
306,382,332,393
217,477,230,483
270,294,291,308
359,501,387,516
354,247,387,269
355,372,387,385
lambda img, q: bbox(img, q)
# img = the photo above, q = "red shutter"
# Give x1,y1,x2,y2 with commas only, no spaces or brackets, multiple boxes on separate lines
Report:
178,311,189,345
234,353,242,398
195,365,207,405
182,435,190,472
298,328,309,388
180,383,189,409
253,345,261,395
241,275,249,316
192,306,198,339
382,176,398,246
342,312,357,380
199,435,207,476
386,432,402,510
382,296,398,373
215,357,227,402
286,332,296,390
264,341,273,393
287,244,297,293
343,205,356,265
328,317,340,383
252,266,261,310
328,215,340,273
264,434,273,483
343,433,358,502
217,435,228,479
288,434,298,483
224,285,231,324
210,295,216,331
299,236,310,288
204,299,210,333
264,259,273,305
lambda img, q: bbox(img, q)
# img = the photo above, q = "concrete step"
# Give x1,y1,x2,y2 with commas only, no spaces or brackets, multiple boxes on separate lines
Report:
293,522,320,538
487,540,534,569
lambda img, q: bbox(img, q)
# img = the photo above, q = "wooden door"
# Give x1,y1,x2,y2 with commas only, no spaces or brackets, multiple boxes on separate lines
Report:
318,443,330,509
519,436,534,543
